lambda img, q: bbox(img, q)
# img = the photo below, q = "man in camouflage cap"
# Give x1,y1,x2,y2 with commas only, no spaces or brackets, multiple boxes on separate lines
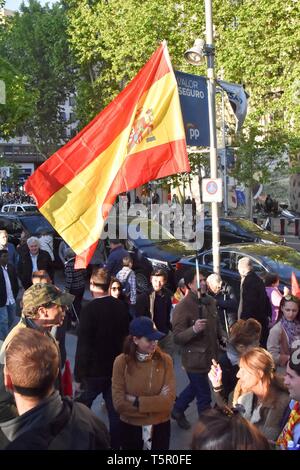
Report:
0,284,74,421
22,283,74,328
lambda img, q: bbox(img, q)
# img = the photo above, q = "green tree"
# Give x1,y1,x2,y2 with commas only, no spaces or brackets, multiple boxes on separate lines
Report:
65,0,300,202
0,57,36,139
65,0,204,126
1,0,77,157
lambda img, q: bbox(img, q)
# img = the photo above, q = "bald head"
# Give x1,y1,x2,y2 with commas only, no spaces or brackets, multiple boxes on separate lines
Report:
238,257,253,277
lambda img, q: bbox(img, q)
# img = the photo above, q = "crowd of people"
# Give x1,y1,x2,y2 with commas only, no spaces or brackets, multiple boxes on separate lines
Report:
0,228,300,451
0,192,35,209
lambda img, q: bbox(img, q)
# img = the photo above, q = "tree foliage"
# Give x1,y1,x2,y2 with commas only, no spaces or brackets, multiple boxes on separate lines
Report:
65,0,300,190
2,0,300,193
0,0,77,157
0,57,36,139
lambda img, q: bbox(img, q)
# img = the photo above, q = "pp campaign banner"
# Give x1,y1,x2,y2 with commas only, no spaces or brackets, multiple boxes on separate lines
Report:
175,70,209,147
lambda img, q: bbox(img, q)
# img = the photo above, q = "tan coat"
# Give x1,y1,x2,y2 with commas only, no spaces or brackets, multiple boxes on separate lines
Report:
172,291,222,374
112,350,175,426
267,322,290,369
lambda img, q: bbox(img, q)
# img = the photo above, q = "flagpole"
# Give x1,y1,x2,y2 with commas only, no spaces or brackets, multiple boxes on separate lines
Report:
205,0,220,275
221,88,228,217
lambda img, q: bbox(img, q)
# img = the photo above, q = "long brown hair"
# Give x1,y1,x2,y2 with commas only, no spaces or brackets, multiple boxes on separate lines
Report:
191,408,270,450
233,347,287,405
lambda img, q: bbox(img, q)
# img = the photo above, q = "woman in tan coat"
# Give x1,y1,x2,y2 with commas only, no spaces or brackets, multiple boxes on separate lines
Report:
112,316,176,450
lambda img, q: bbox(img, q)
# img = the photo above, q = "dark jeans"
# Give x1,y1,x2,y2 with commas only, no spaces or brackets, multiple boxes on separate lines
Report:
75,376,120,449
174,371,211,417
120,420,170,450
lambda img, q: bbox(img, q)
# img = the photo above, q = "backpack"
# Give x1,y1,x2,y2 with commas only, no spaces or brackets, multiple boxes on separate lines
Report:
121,271,132,301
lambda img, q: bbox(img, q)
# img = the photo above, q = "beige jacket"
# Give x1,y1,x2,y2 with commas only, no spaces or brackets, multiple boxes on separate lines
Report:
267,322,290,369
112,350,175,426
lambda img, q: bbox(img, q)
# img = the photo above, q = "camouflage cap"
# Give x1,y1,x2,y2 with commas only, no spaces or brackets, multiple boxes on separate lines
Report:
23,283,75,311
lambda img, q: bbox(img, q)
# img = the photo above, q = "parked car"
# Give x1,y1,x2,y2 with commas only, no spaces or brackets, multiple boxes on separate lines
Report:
175,243,300,300
1,203,38,213
102,217,193,292
199,217,285,249
0,212,62,266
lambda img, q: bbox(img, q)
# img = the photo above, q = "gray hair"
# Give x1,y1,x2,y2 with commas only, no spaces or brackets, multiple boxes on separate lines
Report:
27,236,40,247
206,273,222,288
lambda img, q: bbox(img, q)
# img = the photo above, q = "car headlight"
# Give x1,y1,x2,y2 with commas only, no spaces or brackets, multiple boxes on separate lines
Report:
261,239,276,245
147,258,169,268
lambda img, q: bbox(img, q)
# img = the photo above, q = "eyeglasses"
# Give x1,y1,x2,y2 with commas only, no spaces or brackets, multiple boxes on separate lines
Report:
111,287,122,291
41,302,56,309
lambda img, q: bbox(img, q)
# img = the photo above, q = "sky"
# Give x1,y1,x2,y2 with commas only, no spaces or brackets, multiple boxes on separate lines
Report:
5,0,58,11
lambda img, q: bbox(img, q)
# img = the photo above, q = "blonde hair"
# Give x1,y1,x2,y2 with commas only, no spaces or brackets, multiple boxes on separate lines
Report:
233,347,284,405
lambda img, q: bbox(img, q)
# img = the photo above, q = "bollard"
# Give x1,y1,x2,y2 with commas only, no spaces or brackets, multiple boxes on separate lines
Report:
295,219,299,237
280,218,285,236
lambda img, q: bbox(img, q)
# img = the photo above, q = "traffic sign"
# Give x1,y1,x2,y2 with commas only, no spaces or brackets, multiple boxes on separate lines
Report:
202,178,223,202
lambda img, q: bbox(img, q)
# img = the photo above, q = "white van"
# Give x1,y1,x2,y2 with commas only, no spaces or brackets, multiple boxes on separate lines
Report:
1,203,38,213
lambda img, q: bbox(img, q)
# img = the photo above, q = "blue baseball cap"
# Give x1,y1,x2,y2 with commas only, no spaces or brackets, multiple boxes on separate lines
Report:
129,316,165,341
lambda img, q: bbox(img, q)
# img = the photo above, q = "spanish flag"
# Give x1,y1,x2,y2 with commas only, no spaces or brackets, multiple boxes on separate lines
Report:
25,42,189,267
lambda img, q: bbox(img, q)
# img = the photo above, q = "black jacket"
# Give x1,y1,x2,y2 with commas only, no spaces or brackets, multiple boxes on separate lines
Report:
239,271,271,347
0,393,110,450
239,271,271,324
0,264,19,308
74,296,129,382
17,249,54,289
136,288,172,334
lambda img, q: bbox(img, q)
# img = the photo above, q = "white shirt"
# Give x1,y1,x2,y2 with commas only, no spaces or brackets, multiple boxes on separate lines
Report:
1,266,15,305
30,253,38,273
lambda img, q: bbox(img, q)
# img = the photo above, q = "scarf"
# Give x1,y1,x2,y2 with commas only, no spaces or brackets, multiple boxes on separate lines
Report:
281,318,300,348
136,351,153,362
276,401,300,448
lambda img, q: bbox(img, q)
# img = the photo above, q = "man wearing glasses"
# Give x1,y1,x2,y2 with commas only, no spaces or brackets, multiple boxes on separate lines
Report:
0,283,74,421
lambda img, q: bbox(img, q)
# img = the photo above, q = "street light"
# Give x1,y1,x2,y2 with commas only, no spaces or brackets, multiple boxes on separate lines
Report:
184,0,220,275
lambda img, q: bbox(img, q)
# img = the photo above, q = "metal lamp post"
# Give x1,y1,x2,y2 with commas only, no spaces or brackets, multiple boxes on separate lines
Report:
184,0,220,274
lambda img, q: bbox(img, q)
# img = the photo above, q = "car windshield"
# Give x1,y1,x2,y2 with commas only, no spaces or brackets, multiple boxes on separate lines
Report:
23,206,38,212
235,218,269,235
265,253,300,282
127,219,176,246
21,215,54,234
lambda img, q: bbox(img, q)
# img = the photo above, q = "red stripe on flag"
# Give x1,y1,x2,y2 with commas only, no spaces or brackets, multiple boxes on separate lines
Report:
74,240,99,269
291,272,300,297
102,139,188,216
25,44,170,207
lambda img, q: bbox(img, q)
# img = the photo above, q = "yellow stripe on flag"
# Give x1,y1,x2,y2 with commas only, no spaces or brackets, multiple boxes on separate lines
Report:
40,71,183,254
39,123,132,253
127,72,185,155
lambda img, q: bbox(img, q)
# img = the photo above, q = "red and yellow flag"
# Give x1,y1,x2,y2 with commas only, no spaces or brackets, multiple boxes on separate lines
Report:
25,42,189,267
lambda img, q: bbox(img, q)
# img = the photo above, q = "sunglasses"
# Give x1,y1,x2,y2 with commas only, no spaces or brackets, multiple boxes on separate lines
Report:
284,294,299,302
